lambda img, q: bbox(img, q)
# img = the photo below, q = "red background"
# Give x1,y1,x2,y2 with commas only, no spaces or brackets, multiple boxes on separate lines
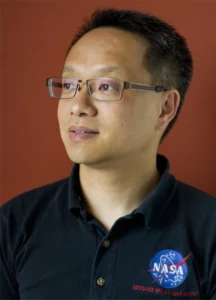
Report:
1,0,216,204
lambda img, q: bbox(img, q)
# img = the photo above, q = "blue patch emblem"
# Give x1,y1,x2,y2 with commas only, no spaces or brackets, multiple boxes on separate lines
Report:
149,250,190,289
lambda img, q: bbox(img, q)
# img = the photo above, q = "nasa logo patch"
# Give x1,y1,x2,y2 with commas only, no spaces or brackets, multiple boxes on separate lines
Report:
149,250,190,289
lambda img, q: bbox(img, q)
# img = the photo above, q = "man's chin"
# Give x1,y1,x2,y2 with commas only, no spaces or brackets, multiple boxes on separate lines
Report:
67,153,113,169
67,152,101,166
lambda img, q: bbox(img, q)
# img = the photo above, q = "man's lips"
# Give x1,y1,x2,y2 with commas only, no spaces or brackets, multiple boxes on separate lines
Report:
68,125,99,134
68,125,99,142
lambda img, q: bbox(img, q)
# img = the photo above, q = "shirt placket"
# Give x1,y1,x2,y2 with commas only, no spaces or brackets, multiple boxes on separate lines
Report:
89,221,120,299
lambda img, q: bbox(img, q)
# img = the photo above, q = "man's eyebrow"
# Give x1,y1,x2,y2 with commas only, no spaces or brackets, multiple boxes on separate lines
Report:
63,65,76,72
63,65,126,74
94,66,126,74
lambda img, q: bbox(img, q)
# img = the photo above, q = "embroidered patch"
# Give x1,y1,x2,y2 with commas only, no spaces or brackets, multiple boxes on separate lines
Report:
149,250,190,289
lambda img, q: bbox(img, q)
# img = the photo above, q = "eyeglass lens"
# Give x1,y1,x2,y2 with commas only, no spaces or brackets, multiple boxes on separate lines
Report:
49,78,122,100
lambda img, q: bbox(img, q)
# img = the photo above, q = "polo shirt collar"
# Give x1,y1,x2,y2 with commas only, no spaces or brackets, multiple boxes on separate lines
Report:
132,155,176,229
68,154,176,228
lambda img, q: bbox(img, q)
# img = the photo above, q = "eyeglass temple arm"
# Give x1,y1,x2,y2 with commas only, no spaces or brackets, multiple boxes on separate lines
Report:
46,79,62,88
124,82,167,92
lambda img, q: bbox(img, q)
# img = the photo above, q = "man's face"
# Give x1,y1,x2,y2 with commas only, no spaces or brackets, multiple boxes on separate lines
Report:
58,27,164,166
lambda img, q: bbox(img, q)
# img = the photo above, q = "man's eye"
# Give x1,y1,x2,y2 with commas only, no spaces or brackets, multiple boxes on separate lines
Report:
63,82,76,90
99,84,110,91
99,83,117,91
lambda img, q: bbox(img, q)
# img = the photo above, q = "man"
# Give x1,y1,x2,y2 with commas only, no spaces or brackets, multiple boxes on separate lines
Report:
1,8,215,300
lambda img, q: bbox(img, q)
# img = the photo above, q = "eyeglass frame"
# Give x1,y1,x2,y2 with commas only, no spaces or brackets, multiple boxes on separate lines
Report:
46,77,168,101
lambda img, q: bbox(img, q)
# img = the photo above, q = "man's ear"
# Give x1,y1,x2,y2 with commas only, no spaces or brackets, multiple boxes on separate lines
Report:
155,89,181,131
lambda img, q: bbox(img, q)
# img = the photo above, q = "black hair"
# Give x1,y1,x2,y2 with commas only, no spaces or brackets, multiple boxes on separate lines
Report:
65,8,193,141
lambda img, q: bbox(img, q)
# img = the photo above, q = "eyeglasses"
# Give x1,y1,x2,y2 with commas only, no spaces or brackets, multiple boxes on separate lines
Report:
46,77,167,101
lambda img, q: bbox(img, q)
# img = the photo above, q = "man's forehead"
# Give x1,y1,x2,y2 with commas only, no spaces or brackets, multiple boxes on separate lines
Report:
63,29,149,79
67,27,148,61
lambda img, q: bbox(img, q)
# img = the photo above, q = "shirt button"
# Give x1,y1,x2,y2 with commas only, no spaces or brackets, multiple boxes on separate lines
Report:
103,239,110,248
97,277,106,287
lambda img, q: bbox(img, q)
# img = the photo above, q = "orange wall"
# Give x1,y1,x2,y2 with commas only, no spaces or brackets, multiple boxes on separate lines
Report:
1,0,216,204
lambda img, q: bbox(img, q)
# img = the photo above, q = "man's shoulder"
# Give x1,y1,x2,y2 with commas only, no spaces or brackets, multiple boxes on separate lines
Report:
175,179,216,203
174,179,216,220
0,177,69,217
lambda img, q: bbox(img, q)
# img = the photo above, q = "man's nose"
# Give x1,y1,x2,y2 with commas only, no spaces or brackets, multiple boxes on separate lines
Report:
70,84,97,117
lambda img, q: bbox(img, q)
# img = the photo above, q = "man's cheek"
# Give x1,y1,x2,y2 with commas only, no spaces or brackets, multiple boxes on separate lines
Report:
57,105,67,120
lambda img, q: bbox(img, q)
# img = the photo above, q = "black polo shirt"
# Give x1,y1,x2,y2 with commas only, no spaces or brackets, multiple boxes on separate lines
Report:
0,155,216,299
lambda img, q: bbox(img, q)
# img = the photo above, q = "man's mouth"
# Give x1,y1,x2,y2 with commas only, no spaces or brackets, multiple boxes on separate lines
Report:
72,130,98,134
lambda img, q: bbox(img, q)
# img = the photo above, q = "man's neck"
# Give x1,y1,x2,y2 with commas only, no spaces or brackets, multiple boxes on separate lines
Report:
79,153,161,231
